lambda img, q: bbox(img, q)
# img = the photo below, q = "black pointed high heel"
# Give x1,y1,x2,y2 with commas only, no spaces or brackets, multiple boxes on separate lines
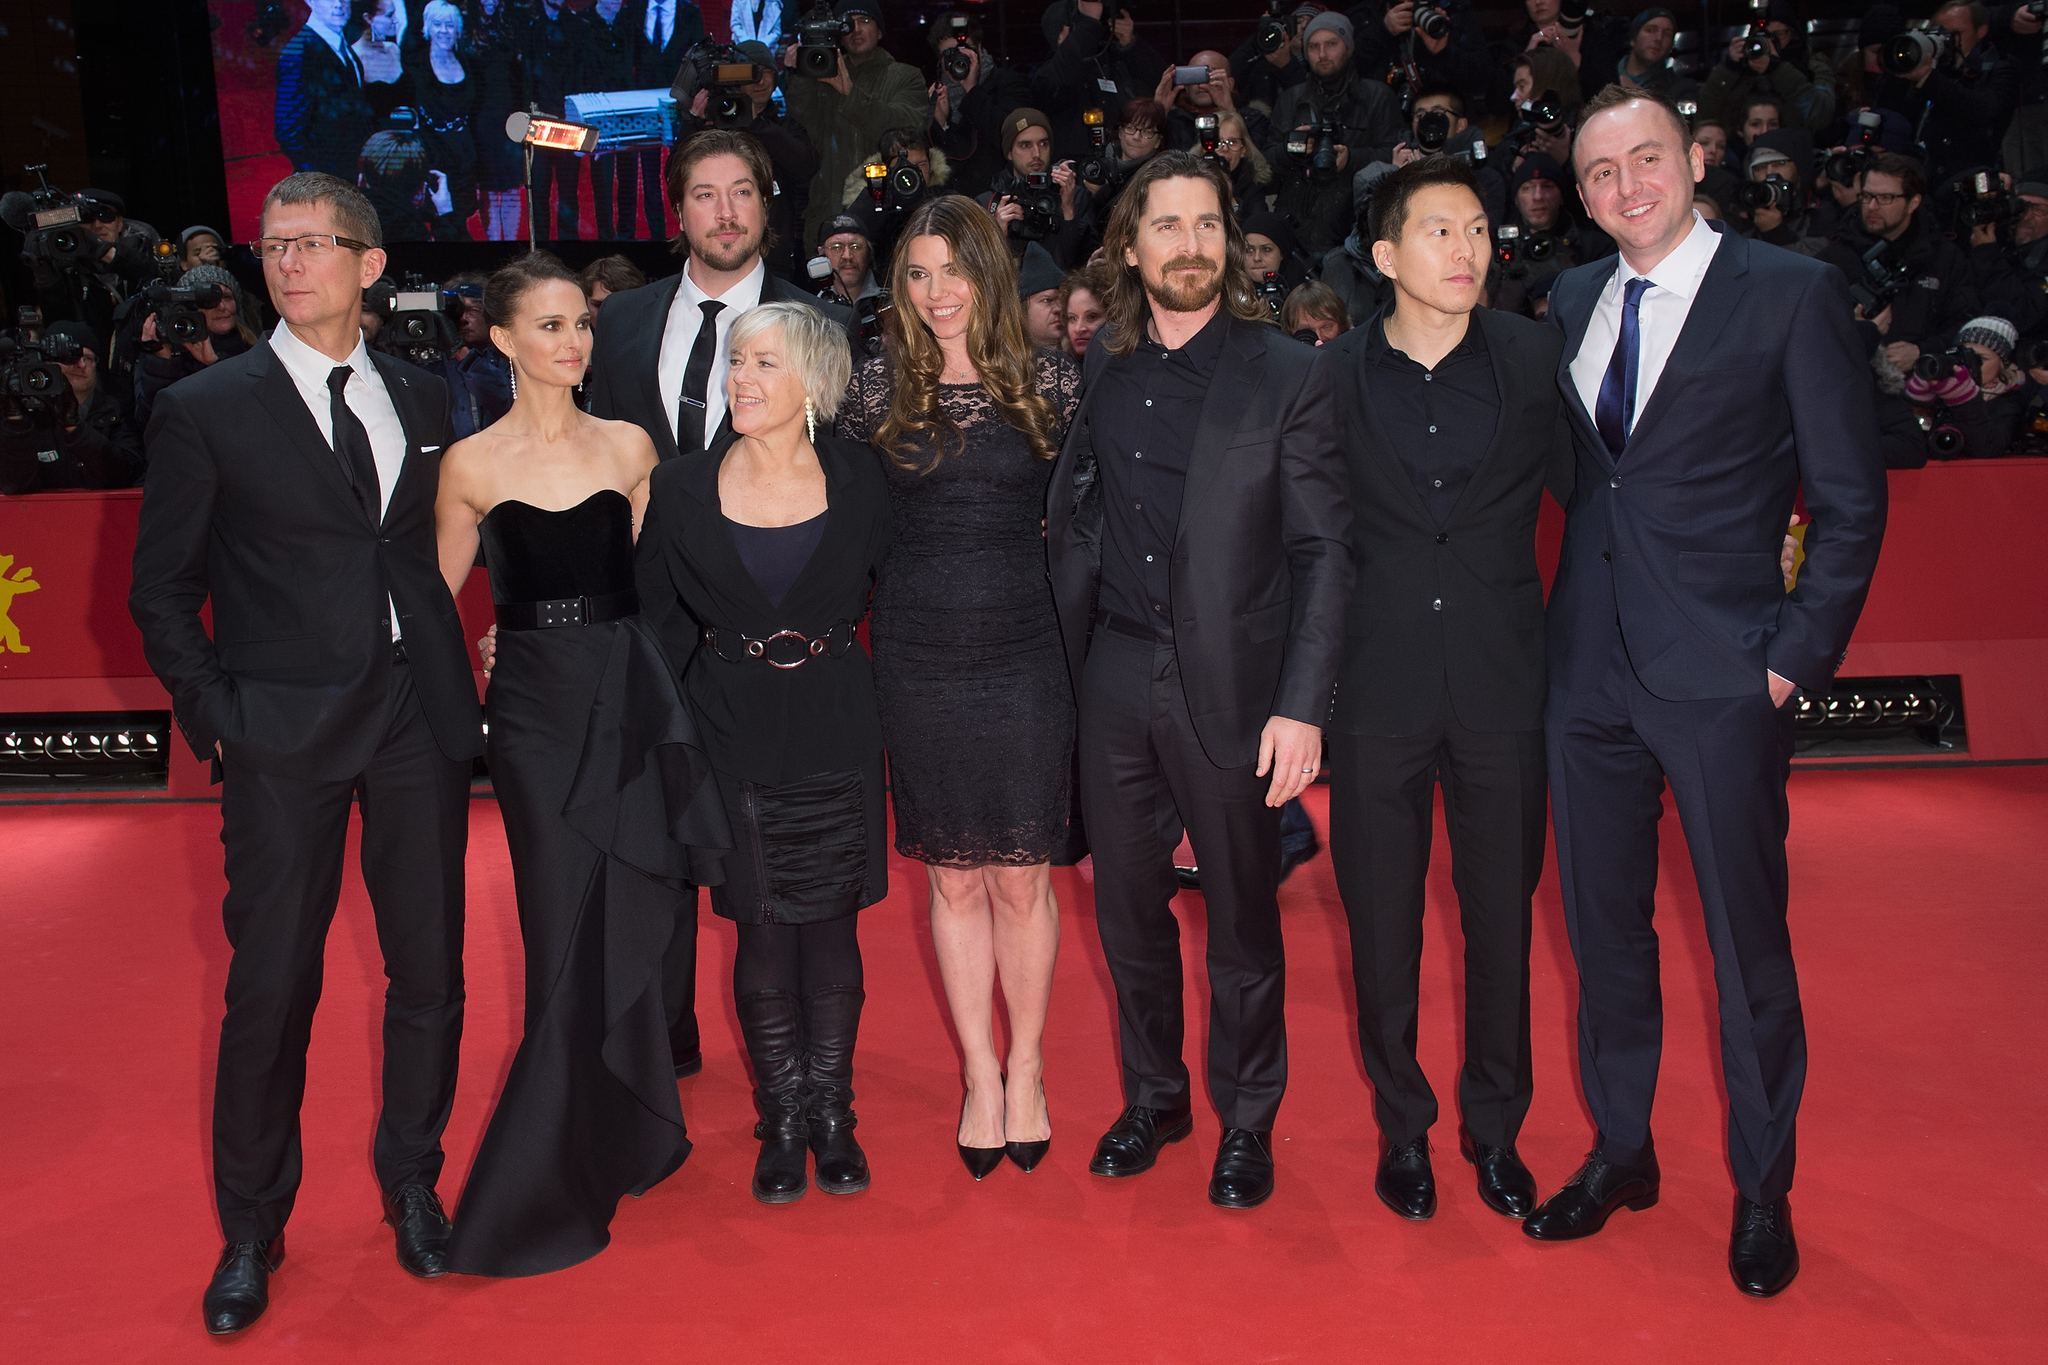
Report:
959,1091,1004,1181
1004,1078,1051,1172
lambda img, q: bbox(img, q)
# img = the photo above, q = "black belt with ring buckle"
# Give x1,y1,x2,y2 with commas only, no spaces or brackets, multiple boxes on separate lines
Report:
495,589,640,631
701,620,859,669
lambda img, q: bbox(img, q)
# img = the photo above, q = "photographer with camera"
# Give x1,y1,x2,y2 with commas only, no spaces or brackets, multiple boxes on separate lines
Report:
1505,0,1630,105
1347,0,1490,112
1506,57,1581,167
842,126,951,266
134,264,260,434
1266,13,1407,254
927,10,1035,199
0,319,144,494
1388,87,1505,220
1032,1,1170,166
1963,167,2048,339
1991,0,2048,108
1241,208,1313,323
1018,241,1069,351
1820,153,1982,372
1697,2,1835,137
811,215,883,305
782,2,932,256
1232,3,1313,113
675,39,822,280
1891,314,2029,458
1157,50,1271,160
1490,152,1612,318
980,108,1092,268
1740,130,1835,252
1611,9,1698,101
1873,2,2019,184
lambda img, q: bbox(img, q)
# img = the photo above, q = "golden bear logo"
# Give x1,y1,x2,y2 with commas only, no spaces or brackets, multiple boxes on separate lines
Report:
0,553,39,653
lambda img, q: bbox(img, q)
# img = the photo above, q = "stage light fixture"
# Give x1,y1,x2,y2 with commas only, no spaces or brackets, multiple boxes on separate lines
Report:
505,109,600,253
0,714,168,783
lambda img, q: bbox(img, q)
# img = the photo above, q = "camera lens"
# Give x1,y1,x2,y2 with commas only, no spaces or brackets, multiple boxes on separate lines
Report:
942,46,972,80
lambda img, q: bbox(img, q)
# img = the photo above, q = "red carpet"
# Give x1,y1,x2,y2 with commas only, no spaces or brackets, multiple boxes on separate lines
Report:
3,767,2045,1362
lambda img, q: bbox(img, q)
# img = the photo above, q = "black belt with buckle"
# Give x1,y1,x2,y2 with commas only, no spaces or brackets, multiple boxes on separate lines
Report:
495,589,640,631
701,620,859,669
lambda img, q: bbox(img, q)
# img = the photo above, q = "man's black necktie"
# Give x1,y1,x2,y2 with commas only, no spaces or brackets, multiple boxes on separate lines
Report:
678,299,726,454
327,365,382,523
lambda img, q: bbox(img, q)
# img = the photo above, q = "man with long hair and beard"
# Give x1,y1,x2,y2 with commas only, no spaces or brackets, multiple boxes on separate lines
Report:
1045,151,1352,1209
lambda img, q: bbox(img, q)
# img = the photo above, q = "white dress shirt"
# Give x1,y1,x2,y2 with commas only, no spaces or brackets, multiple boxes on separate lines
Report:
1568,212,1722,433
645,0,673,47
270,322,410,637
657,256,767,448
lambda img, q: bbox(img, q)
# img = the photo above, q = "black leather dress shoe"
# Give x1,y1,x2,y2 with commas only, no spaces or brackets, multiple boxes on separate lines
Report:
1209,1129,1275,1208
1088,1104,1194,1177
1523,1148,1660,1241
202,1237,285,1335
1729,1196,1799,1297
382,1184,452,1278
673,1049,703,1078
1460,1134,1538,1219
1278,833,1320,884
1375,1137,1436,1220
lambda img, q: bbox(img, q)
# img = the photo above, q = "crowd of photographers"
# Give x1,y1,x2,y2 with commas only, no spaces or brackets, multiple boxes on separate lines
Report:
11,0,2048,494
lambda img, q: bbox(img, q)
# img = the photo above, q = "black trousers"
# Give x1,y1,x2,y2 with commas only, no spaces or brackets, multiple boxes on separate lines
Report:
1078,626,1286,1131
1548,625,1804,1204
213,663,470,1243
532,148,581,240
1327,687,1545,1150
615,145,667,240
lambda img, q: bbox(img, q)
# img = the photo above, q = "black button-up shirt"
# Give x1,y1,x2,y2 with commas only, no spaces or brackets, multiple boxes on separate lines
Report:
1364,315,1499,526
1090,308,1230,627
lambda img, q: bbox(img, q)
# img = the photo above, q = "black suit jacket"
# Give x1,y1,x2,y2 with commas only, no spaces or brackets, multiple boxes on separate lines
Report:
129,341,485,781
275,27,375,178
1046,315,1354,769
1548,226,1888,699
635,430,891,788
1325,306,1574,737
625,0,707,89
586,268,850,462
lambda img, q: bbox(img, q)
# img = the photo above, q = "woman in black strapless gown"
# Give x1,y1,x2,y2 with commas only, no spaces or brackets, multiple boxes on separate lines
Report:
433,253,726,1276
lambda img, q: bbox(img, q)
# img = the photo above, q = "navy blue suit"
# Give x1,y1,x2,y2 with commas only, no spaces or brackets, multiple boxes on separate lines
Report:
1546,226,1886,1203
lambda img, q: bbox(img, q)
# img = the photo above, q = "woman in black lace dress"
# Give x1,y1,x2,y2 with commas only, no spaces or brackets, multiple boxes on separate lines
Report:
836,196,1082,1178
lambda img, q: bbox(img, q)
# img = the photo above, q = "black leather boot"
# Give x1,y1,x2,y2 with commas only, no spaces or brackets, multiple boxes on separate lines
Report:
802,986,872,1195
737,989,809,1204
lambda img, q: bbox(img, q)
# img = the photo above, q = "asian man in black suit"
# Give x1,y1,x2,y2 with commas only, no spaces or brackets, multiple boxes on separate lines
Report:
1527,85,1886,1298
1322,154,1574,1227
581,128,844,1079
274,0,376,179
130,174,485,1334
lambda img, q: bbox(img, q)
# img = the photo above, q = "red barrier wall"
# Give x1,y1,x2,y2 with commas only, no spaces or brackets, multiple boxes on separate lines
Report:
3,461,2043,796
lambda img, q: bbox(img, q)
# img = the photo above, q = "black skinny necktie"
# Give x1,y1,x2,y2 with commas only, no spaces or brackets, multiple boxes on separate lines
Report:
678,299,726,454
327,365,382,523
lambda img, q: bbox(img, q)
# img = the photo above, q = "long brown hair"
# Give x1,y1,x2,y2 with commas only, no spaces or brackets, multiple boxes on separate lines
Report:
1097,151,1264,359
876,194,1060,469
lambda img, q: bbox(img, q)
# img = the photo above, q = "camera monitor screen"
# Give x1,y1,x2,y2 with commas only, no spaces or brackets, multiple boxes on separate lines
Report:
207,0,735,244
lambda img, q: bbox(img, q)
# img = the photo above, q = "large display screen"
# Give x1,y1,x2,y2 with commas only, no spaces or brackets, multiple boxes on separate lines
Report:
208,0,738,245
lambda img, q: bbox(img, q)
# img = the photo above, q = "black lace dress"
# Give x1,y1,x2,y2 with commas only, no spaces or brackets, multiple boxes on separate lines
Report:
836,351,1084,866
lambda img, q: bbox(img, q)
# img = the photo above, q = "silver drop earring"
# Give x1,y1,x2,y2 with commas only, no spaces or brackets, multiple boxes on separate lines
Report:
805,395,816,443
509,365,518,400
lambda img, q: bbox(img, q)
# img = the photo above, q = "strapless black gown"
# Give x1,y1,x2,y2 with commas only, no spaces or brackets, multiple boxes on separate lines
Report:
447,490,727,1278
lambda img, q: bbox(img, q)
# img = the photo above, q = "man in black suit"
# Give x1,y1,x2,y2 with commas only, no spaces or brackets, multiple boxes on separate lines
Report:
274,0,375,179
129,174,485,1335
621,0,709,240
528,0,604,238
1046,151,1352,1210
1527,85,1886,1297
1322,154,1573,1226
582,128,844,1078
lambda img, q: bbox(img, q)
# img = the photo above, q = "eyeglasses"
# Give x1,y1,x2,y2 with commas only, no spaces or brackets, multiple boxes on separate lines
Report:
1123,127,1162,143
1215,138,1243,150
1857,191,1906,206
251,233,373,261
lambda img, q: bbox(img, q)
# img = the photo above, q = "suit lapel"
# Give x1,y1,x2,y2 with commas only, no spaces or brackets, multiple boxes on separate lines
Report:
1556,257,1618,468
638,275,684,463
367,352,431,529
249,341,366,517
1619,231,1748,457
1175,318,1267,546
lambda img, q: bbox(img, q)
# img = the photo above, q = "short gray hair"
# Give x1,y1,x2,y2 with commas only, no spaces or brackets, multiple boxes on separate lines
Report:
261,172,382,249
423,0,463,30
728,302,852,423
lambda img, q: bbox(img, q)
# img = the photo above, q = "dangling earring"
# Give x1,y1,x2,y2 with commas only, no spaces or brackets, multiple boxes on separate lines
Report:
509,364,518,401
804,395,816,443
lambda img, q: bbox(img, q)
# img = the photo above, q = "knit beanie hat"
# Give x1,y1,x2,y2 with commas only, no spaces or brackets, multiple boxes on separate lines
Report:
1002,108,1053,155
178,263,241,302
1956,316,2018,362
1017,242,1063,298
837,1,883,32
1628,8,1676,41
1302,12,1353,50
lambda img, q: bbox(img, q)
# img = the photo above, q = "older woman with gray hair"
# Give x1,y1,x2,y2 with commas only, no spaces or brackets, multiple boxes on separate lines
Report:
635,301,895,1206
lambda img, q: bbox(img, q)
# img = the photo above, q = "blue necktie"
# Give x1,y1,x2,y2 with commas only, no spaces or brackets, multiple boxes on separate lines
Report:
1595,276,1652,458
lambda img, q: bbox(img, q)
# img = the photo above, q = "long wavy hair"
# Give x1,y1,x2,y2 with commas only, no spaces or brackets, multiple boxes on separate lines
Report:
1097,151,1264,359
876,194,1061,470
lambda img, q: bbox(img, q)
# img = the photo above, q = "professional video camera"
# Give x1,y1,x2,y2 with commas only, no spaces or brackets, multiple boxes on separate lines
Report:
994,169,1062,241
1412,2,1451,42
1254,270,1288,318
1737,174,1799,216
138,278,225,348
1880,22,1957,78
1847,239,1911,315
940,14,976,80
1286,112,1347,182
677,40,766,129
0,169,114,283
383,277,465,367
794,3,849,77
0,327,81,421
1499,91,1567,157
1254,0,1295,55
